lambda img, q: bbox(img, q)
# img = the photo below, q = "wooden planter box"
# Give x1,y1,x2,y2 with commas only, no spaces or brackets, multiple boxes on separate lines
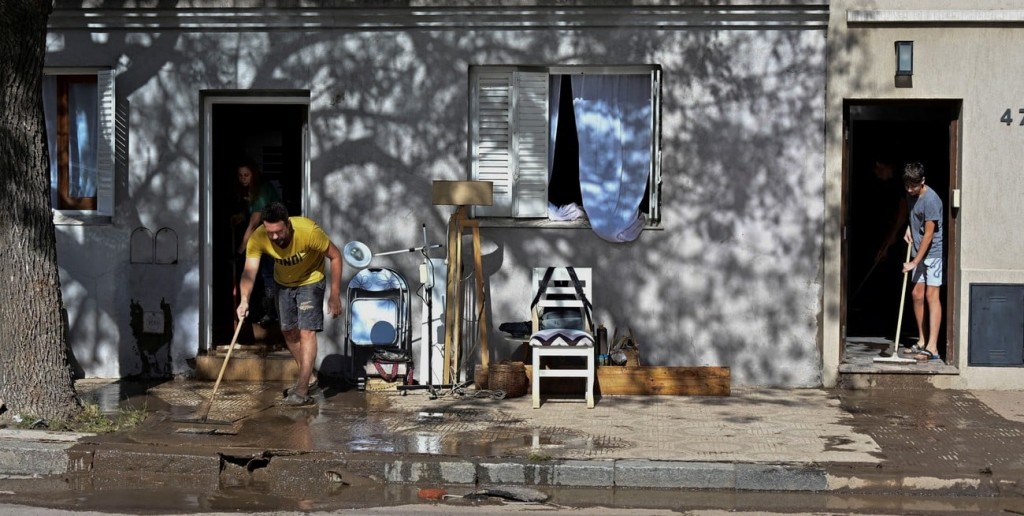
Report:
524,365,730,396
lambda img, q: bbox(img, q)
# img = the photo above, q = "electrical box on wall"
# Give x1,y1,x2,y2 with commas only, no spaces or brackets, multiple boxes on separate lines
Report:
968,284,1024,366
143,311,165,334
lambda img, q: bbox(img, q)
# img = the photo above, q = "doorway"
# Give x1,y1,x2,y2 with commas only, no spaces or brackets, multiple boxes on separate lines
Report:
202,94,309,352
842,101,961,365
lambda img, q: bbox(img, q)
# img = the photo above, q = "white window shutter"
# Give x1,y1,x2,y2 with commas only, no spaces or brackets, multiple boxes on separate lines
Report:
648,67,662,224
471,67,550,218
471,69,514,217
511,70,548,218
95,69,115,217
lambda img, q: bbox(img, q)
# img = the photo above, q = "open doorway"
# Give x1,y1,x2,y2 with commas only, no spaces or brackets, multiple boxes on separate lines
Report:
842,101,961,366
203,96,309,351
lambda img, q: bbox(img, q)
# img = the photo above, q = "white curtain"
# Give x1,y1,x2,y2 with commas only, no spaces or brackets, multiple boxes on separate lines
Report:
68,81,98,199
571,75,650,242
42,77,98,206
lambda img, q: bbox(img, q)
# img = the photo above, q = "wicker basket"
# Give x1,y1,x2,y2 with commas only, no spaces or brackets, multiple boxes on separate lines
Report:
487,361,528,398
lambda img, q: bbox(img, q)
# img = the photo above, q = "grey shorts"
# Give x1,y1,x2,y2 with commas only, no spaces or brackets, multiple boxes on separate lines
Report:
277,278,325,331
910,257,943,287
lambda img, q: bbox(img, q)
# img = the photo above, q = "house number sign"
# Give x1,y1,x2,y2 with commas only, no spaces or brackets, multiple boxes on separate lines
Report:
1000,108,1024,126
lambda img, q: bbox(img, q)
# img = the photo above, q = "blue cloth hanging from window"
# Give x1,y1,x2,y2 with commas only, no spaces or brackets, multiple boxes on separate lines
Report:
571,75,651,242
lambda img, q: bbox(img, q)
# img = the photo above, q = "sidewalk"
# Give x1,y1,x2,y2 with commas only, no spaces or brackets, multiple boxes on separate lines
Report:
2,378,1023,497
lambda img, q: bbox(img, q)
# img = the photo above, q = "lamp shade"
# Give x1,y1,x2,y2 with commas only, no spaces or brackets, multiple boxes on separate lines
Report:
342,241,372,268
431,180,494,206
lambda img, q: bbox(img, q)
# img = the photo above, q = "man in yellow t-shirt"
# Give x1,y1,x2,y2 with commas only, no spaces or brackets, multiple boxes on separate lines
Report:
237,202,343,406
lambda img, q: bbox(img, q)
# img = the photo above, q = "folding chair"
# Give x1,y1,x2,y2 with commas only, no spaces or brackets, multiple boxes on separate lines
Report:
529,267,595,408
346,268,413,390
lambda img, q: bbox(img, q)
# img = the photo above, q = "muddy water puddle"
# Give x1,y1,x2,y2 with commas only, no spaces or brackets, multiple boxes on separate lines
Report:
0,480,414,513
77,380,625,459
839,388,1024,476
1,476,1023,514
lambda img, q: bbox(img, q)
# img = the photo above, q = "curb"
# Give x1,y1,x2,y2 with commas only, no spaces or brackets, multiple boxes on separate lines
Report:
391,458,829,491
0,429,92,477
0,434,1012,496
33,439,836,492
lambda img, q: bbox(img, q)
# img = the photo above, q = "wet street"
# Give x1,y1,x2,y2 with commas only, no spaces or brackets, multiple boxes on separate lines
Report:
0,379,1022,514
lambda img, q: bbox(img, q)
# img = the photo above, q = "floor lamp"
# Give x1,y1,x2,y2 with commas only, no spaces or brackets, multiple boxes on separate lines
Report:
431,180,493,385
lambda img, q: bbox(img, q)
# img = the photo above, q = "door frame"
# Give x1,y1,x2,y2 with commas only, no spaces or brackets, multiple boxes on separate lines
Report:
840,99,962,366
199,91,311,353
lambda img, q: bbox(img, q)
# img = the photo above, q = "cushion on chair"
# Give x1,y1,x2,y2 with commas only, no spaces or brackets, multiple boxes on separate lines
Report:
530,328,595,347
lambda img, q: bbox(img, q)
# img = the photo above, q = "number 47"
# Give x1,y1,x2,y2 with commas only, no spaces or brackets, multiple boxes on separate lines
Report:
1001,108,1024,126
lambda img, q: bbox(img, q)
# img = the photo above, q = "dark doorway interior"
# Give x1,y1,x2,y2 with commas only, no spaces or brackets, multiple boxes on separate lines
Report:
846,104,954,358
211,103,306,346
549,76,582,207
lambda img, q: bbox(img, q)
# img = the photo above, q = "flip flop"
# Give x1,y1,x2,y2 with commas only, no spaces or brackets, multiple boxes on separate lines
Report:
902,344,923,355
913,350,942,362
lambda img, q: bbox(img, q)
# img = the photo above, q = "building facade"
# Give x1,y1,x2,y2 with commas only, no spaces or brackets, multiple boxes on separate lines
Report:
48,1,947,388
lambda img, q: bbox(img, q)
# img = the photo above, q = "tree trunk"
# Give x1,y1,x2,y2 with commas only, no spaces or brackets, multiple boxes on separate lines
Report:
0,0,80,422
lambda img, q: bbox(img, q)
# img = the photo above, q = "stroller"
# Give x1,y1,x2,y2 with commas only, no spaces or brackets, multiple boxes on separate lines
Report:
346,267,414,390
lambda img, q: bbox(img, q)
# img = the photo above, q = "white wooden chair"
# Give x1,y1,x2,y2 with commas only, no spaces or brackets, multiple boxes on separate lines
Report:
529,267,595,408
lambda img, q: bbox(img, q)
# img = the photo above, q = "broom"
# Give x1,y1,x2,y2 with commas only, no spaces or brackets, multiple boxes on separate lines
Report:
174,318,245,431
874,243,917,364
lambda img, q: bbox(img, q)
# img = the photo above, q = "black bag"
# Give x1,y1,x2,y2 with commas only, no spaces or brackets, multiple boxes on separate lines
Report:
498,321,532,337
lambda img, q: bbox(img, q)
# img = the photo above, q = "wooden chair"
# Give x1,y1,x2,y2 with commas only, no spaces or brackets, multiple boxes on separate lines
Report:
529,267,595,408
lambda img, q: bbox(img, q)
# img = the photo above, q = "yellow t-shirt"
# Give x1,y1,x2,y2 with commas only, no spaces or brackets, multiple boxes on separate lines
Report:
246,216,330,287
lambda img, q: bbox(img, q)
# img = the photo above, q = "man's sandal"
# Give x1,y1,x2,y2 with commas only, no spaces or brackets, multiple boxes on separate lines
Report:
277,392,316,407
283,381,320,398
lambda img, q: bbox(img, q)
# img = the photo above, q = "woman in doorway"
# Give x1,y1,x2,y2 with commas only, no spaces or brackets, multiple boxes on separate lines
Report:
232,159,281,326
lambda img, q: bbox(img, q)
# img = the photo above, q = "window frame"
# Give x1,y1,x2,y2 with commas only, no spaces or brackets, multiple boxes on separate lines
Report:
43,67,116,224
468,64,662,228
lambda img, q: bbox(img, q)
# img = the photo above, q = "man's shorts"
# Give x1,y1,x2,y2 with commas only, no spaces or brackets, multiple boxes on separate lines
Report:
277,278,325,331
911,257,943,286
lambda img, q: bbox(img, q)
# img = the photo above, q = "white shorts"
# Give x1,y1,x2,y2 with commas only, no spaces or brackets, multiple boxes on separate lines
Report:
911,257,943,286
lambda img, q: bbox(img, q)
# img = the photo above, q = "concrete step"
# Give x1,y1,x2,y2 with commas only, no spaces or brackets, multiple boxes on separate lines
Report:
195,351,298,381
837,372,941,390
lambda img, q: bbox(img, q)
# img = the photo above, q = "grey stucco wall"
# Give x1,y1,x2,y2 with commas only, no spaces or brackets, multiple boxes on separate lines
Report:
46,9,826,386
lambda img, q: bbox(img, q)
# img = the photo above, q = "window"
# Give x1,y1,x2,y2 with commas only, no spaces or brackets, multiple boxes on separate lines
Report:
42,69,115,218
469,65,662,241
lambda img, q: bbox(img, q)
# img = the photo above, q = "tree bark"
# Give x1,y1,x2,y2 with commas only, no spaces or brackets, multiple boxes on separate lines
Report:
0,0,80,422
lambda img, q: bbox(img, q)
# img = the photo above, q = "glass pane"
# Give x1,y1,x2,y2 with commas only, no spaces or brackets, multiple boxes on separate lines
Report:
67,81,98,199
42,76,58,207
897,42,913,74
350,299,399,346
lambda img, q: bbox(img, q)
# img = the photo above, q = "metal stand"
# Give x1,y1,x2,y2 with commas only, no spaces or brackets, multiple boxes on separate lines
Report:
396,225,472,398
